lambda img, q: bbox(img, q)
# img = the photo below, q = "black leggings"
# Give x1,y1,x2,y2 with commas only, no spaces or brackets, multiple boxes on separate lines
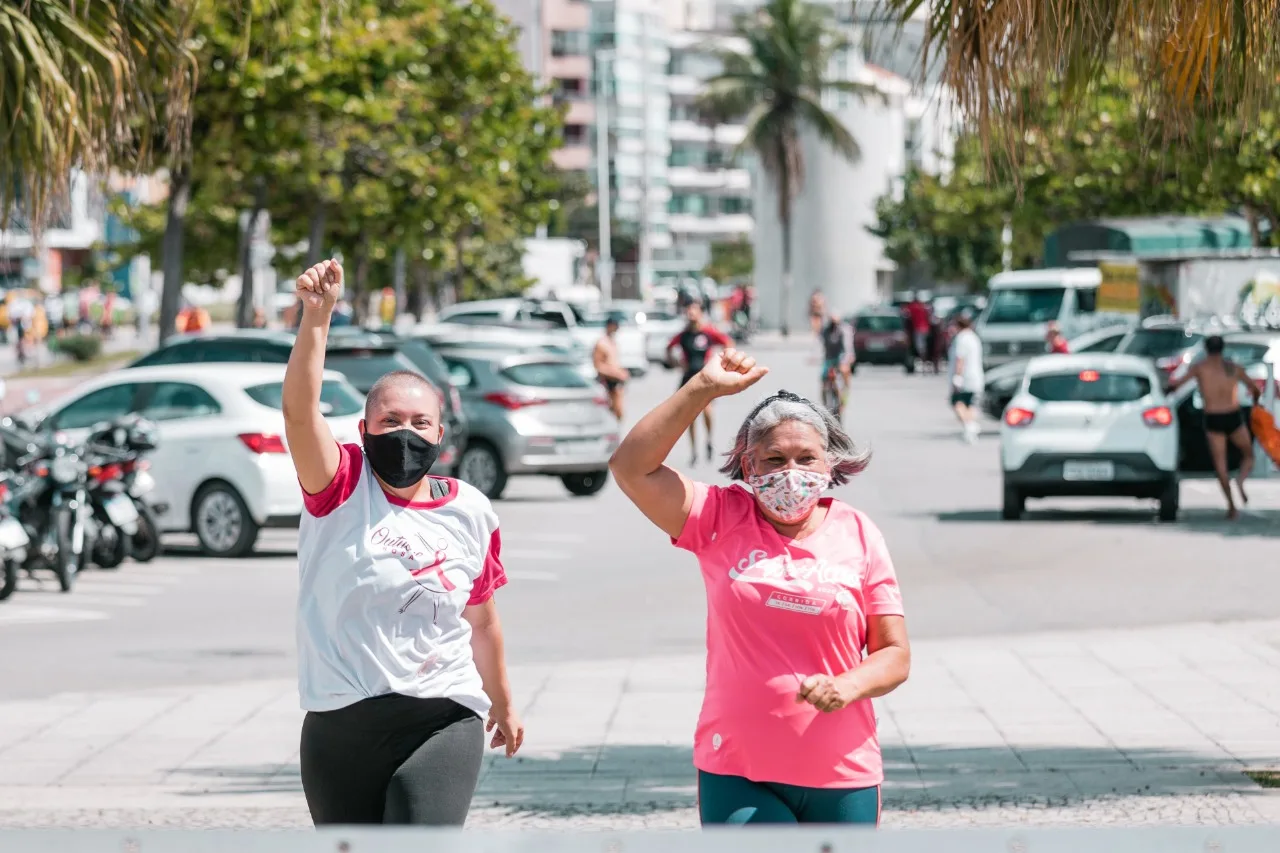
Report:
299,693,484,826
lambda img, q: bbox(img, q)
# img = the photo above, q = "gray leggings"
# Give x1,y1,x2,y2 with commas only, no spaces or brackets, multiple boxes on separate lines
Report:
300,693,484,826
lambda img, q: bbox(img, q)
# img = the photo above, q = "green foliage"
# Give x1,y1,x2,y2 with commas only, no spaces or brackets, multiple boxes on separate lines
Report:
871,74,1237,288
704,241,754,284
55,334,104,363
111,0,563,302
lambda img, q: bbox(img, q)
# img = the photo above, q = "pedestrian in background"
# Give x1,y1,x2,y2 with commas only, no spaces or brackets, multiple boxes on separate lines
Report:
666,301,733,465
947,312,984,443
1046,322,1070,354
283,259,522,827
593,317,629,422
808,289,826,336
905,294,931,371
610,352,911,826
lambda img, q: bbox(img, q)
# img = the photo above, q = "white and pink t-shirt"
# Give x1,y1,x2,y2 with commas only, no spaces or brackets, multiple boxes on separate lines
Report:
675,482,905,789
296,442,507,715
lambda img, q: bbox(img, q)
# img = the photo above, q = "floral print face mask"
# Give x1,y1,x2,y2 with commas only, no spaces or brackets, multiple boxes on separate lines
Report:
747,468,830,523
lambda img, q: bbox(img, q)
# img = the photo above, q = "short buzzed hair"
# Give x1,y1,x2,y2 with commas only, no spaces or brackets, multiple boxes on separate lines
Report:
1206,334,1225,355
365,370,442,419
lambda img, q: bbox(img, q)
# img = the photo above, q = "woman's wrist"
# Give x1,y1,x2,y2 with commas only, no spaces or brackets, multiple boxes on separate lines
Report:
836,670,867,702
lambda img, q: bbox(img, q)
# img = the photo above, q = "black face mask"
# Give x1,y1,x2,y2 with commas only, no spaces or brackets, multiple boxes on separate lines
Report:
362,428,442,489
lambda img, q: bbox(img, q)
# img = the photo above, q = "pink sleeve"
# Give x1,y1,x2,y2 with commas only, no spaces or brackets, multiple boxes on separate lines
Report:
672,482,723,553
468,527,509,605
302,443,363,518
862,520,905,617
706,327,733,347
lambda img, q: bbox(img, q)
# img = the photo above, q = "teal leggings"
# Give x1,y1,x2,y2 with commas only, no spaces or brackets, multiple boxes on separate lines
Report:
698,770,881,825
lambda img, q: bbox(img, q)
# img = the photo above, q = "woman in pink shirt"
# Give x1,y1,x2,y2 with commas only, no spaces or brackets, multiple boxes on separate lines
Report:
610,348,911,825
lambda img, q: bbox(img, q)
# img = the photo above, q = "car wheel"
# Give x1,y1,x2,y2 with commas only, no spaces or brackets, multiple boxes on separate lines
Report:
458,442,508,500
1157,478,1179,522
192,483,259,558
1001,483,1024,520
561,470,609,497
904,359,916,374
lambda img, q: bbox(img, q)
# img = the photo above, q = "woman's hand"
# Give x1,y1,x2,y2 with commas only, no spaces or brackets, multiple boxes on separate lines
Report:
699,347,769,397
796,672,862,713
296,259,343,314
486,706,525,757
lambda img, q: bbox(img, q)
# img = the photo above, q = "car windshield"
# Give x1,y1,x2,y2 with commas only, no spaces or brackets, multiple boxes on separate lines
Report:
324,350,420,393
855,315,903,332
1222,342,1270,365
501,361,590,389
244,380,364,417
985,287,1066,324
1076,331,1125,353
1119,329,1203,358
1028,371,1153,403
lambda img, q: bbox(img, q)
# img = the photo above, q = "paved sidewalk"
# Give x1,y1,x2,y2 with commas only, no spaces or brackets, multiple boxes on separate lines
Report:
1,619,1279,829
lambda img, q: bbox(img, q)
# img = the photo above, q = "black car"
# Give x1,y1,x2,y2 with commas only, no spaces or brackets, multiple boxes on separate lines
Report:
1114,321,1205,388
130,330,467,473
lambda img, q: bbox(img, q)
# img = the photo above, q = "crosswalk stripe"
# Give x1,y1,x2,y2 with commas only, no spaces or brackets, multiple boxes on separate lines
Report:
0,606,107,625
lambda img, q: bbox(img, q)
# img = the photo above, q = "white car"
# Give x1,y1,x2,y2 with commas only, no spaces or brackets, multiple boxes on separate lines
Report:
1000,354,1180,521
21,365,365,557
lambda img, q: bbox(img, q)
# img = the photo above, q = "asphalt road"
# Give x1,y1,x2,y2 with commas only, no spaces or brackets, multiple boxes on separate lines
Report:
2,342,1279,700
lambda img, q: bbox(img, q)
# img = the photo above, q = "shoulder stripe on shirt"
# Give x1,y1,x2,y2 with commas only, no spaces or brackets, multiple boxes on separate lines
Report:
467,527,508,606
302,442,363,518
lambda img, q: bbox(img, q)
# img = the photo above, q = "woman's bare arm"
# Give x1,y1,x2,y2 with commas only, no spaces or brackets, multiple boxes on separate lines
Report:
282,261,342,495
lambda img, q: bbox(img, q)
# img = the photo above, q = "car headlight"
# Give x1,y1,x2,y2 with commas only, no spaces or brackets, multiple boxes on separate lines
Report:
50,456,79,484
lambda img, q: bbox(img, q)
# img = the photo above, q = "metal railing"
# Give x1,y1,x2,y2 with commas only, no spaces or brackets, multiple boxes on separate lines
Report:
3,827,1280,852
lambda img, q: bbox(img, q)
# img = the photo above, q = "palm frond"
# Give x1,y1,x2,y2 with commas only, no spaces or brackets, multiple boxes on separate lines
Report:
794,92,859,162
879,0,1280,158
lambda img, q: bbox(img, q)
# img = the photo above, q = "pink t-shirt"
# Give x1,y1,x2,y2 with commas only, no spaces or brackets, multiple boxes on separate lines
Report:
675,482,904,789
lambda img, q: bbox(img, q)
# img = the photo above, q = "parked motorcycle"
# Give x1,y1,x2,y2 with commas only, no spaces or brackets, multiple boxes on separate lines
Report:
0,473,30,602
9,433,95,592
82,417,160,568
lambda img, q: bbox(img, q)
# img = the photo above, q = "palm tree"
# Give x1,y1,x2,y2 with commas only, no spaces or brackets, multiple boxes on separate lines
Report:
698,0,866,337
0,1,196,232
881,0,1280,155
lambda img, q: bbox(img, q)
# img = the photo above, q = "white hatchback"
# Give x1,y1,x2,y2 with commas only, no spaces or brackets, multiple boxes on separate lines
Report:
1000,354,1180,521
22,364,365,556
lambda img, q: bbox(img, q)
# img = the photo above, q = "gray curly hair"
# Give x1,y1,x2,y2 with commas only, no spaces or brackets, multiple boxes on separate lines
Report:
719,389,871,485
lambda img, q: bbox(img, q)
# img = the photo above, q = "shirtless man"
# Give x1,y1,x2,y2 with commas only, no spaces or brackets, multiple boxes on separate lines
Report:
1170,334,1262,519
593,318,629,421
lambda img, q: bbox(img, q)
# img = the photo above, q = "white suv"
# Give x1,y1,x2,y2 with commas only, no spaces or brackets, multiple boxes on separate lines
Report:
1000,354,1180,521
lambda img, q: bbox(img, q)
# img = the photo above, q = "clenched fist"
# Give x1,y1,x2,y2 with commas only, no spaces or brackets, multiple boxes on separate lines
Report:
698,347,769,397
296,259,343,314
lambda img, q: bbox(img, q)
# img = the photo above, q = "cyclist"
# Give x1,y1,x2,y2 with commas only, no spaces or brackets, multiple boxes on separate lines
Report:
819,310,854,414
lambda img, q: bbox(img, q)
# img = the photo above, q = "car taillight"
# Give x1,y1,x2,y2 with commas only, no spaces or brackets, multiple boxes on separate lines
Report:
239,433,288,454
1155,353,1189,373
1143,406,1173,427
1004,407,1035,427
482,392,546,410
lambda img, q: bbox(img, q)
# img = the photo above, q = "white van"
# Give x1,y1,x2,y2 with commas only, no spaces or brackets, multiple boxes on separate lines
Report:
976,268,1133,369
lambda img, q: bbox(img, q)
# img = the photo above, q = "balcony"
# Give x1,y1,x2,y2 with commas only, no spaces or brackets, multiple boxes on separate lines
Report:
547,54,590,79
545,0,588,30
552,145,592,171
667,166,750,191
667,74,701,98
562,98,594,125
667,213,754,236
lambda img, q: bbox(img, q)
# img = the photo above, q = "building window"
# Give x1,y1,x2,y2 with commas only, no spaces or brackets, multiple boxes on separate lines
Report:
563,125,587,145
720,197,751,215
554,77,586,99
551,30,589,57
669,143,706,168
668,194,709,215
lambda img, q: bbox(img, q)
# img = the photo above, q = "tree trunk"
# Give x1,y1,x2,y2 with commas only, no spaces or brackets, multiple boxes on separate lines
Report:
305,202,327,266
777,167,793,338
351,234,370,325
158,169,190,346
236,181,267,329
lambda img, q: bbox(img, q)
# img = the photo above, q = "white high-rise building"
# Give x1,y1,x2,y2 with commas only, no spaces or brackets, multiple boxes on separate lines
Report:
591,0,671,299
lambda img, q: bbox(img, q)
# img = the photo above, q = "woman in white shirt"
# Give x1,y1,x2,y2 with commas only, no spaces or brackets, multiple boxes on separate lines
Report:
282,259,524,826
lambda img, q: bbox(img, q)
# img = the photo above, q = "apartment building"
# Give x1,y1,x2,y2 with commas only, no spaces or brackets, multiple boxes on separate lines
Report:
591,0,672,296
494,0,595,171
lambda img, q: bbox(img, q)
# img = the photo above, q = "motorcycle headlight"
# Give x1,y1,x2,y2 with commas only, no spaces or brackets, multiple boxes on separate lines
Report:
50,457,79,484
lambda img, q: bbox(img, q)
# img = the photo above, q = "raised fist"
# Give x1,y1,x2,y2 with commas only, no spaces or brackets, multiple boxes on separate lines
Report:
295,259,343,313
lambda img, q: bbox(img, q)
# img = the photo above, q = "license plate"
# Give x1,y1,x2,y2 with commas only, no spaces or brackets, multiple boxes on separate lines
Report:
866,341,887,351
557,438,606,455
1062,460,1115,481
0,517,28,550
105,495,139,526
